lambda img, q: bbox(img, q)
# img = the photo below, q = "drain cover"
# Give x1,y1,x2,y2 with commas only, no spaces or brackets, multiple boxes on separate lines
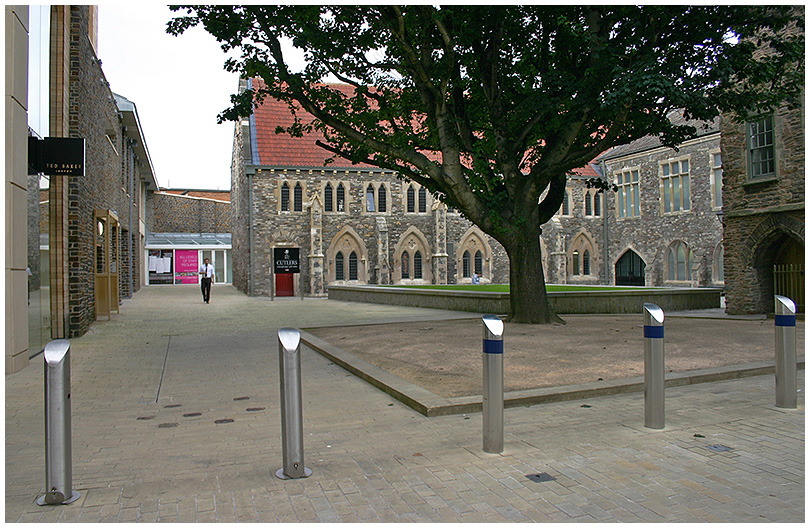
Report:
136,416,155,421
183,412,202,418
164,404,182,408
246,407,266,412
234,396,250,401
157,423,178,428
707,444,733,453
526,472,556,483
215,418,235,424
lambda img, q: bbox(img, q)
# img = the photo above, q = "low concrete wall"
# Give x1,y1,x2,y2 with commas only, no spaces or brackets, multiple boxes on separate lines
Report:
327,285,723,315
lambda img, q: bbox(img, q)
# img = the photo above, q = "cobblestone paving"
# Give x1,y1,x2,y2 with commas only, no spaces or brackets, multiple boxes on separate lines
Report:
5,286,804,522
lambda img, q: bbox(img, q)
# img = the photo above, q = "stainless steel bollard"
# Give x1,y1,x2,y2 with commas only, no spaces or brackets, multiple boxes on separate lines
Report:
36,340,81,506
482,315,504,453
774,295,797,409
276,328,312,480
643,304,665,429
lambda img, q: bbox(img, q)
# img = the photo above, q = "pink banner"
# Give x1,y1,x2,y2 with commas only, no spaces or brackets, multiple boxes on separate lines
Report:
175,250,199,284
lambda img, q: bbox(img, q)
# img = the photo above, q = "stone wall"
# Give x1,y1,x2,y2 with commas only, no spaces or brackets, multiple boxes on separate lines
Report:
64,6,142,337
601,133,724,288
147,191,231,233
721,103,805,314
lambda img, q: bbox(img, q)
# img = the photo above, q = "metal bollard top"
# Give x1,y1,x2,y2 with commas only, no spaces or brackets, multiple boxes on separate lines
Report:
643,303,665,327
44,339,70,365
775,295,796,316
278,328,301,352
482,315,504,341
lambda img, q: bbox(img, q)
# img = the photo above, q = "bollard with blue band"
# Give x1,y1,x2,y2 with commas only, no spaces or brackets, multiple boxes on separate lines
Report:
774,296,797,409
482,315,504,453
276,328,312,480
37,340,81,506
643,303,665,429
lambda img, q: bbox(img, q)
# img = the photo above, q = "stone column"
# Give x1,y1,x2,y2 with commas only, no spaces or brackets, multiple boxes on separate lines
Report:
432,202,448,284
308,194,325,296
375,217,390,285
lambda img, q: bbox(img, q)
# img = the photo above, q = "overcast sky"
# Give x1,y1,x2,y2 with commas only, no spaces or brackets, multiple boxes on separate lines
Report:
98,5,239,190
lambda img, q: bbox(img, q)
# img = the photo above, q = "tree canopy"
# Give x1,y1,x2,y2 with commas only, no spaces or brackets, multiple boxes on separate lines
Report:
168,5,803,323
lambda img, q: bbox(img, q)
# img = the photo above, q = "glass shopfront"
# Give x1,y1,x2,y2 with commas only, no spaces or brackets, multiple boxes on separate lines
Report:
146,233,232,285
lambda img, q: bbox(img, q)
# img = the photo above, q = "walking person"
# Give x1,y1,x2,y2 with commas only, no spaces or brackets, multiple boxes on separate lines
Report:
199,257,215,303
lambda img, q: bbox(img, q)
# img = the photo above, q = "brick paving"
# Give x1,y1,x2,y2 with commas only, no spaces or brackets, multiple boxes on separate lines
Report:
5,285,804,522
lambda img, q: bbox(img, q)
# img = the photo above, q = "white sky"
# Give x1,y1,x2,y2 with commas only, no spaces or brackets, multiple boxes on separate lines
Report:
97,4,239,190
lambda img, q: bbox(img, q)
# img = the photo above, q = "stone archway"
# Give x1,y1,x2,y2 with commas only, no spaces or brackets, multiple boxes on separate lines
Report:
326,226,368,284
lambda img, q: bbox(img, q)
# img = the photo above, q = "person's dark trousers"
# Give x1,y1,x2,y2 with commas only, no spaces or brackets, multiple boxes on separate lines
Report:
201,277,212,303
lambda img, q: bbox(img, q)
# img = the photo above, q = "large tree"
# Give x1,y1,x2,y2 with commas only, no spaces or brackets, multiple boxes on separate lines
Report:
169,5,803,323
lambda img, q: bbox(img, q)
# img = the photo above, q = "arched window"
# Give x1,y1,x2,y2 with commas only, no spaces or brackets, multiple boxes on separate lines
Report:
594,192,601,216
401,252,410,279
335,251,344,281
572,251,580,275
324,183,333,212
462,250,471,278
714,243,725,283
349,251,358,281
378,184,387,212
569,233,596,277
667,241,693,281
293,182,303,211
336,183,346,212
366,184,375,212
407,185,415,212
583,250,591,275
562,190,570,216
414,251,423,279
280,182,290,211
418,186,427,212
474,250,483,276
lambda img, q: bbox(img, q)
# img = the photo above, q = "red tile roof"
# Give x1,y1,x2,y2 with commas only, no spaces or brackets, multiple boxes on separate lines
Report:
251,78,600,179
252,80,376,169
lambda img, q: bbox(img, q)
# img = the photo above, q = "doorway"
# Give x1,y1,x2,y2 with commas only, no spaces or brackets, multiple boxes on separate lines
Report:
615,250,646,286
276,273,294,296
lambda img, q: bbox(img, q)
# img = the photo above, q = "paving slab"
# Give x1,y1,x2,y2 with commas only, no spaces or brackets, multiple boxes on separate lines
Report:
5,285,805,522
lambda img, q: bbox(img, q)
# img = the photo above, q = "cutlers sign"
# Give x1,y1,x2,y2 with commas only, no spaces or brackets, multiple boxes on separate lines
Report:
274,248,300,273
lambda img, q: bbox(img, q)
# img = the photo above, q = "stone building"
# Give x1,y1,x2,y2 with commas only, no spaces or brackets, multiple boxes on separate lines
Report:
720,18,805,314
596,113,724,289
7,6,158,372
540,111,724,291
230,79,509,297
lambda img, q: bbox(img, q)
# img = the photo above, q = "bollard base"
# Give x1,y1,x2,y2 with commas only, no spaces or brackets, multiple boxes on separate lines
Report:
36,490,81,506
275,467,312,480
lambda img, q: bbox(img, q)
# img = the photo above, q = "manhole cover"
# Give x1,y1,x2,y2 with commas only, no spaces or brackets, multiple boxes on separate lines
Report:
246,407,265,412
183,412,202,418
157,423,178,428
526,472,556,483
215,418,235,424
707,444,733,453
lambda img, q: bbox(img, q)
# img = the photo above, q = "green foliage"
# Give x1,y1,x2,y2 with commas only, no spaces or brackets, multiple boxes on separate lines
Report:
168,5,802,321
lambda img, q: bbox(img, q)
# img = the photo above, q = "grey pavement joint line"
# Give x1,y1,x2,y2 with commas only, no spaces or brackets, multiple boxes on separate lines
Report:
155,335,172,403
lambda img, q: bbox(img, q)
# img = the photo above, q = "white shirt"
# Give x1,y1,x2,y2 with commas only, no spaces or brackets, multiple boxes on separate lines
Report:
200,263,215,279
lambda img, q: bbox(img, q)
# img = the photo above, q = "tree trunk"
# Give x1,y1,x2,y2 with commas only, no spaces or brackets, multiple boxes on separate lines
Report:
503,225,565,324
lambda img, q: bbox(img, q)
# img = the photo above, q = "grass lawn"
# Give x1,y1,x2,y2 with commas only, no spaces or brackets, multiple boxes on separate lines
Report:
383,284,650,292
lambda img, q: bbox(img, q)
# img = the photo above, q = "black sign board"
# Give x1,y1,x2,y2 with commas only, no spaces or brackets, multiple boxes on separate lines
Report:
29,137,86,176
274,247,300,273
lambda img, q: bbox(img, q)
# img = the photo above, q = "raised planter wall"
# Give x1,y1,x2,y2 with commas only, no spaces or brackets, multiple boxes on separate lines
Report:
327,285,723,314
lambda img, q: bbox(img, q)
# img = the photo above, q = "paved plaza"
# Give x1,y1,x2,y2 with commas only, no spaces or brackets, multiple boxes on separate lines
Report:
5,285,805,522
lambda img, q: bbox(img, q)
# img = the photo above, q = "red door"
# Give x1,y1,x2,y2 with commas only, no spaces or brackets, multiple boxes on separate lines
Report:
276,273,294,296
